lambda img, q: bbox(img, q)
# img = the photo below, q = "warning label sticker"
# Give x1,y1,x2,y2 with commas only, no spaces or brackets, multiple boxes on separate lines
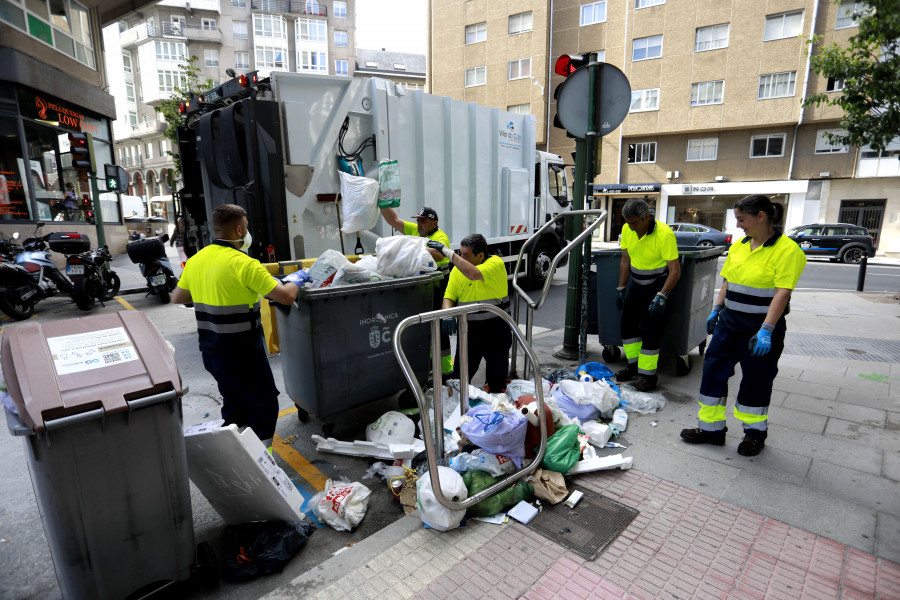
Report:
46,327,139,376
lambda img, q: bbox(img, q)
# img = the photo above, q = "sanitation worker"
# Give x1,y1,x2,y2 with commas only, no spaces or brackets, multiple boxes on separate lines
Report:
427,233,511,393
381,205,454,377
681,195,806,456
172,204,306,449
614,198,681,392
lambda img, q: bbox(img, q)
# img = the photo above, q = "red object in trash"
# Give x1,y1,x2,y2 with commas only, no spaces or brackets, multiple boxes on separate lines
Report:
514,395,555,459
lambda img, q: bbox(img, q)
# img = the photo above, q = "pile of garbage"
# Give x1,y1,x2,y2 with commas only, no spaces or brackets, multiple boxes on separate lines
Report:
291,241,438,289
311,362,667,533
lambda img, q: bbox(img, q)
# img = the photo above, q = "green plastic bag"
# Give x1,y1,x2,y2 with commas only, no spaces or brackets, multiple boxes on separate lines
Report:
462,470,534,518
541,424,581,474
377,159,401,208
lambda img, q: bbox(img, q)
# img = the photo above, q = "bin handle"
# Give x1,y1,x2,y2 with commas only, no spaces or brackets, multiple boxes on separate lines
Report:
44,407,105,432
126,390,180,411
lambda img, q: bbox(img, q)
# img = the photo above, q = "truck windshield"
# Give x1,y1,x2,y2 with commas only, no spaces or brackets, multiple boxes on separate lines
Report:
548,164,568,206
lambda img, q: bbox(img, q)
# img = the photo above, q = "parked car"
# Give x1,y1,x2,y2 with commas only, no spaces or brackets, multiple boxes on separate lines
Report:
786,223,876,263
670,223,732,249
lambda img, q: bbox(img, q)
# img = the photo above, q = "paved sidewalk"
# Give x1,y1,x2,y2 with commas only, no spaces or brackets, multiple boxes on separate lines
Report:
265,288,900,599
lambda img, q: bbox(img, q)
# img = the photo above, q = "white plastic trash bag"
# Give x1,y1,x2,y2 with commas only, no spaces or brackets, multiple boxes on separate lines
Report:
338,171,380,234
310,479,372,531
331,262,372,286
558,380,619,414
375,236,435,277
366,411,416,445
416,467,468,531
308,249,350,288
505,379,552,404
377,159,401,208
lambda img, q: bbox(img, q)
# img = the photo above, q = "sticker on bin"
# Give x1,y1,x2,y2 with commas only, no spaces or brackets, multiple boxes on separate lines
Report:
256,449,297,500
184,420,226,436
45,327,139,375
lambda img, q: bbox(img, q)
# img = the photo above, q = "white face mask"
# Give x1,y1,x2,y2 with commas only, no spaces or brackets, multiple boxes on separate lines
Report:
221,230,252,251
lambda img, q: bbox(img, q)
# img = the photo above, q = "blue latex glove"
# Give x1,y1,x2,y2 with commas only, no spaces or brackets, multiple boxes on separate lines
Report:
440,318,457,337
426,240,452,258
283,270,309,287
706,305,723,335
749,325,774,357
647,292,667,317
615,286,626,310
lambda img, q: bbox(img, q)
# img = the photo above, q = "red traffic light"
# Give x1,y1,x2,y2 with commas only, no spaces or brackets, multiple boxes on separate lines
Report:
555,54,589,77
68,132,95,172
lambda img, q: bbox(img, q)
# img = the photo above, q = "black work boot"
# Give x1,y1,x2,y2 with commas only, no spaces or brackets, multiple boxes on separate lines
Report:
737,436,765,457
680,427,726,445
629,374,658,392
615,365,637,382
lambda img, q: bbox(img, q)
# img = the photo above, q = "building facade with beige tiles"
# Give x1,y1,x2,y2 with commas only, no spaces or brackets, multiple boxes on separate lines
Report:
430,0,899,256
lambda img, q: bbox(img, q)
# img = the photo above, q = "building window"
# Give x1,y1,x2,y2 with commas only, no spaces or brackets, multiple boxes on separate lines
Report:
509,12,532,35
297,18,326,42
695,24,729,52
335,59,348,75
815,129,849,154
630,88,659,112
145,142,153,160
580,1,607,26
298,50,327,72
233,21,248,38
687,138,718,161
202,18,216,30
158,70,186,93
122,51,132,73
465,22,486,44
690,80,724,106
627,142,657,163
334,31,347,47
764,11,803,41
836,1,865,29
334,1,347,17
159,139,167,156
128,111,137,127
758,71,796,99
254,14,287,39
256,47,286,70
232,0,246,6
632,35,663,61
170,16,185,34
204,49,219,67
125,82,135,103
235,51,249,69
634,0,664,8
826,77,844,92
465,66,486,87
507,104,530,115
750,134,786,158
155,41,186,61
508,58,531,80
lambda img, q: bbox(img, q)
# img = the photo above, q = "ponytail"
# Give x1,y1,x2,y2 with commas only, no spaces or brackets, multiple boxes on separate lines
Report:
734,194,784,226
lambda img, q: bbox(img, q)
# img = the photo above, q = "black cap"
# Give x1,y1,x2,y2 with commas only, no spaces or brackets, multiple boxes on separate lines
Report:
411,207,438,221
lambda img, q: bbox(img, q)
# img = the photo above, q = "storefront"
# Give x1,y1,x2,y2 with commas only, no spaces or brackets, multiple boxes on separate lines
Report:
590,183,662,241
0,85,120,224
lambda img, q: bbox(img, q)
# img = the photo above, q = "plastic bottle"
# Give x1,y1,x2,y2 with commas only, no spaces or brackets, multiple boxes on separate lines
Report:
610,407,628,435
448,453,487,473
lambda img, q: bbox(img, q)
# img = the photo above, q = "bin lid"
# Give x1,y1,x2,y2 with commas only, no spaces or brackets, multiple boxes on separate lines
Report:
1,311,182,434
296,270,444,300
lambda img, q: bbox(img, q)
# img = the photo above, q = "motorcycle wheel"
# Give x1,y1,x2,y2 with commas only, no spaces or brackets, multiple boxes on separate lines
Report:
0,291,35,320
99,271,121,301
73,279,95,311
156,283,171,304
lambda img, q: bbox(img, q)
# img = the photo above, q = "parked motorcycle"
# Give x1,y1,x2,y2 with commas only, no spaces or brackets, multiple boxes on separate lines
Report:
0,224,74,320
65,241,120,311
126,232,177,304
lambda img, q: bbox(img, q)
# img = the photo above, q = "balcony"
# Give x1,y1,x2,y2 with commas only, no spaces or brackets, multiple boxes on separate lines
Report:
119,22,186,48
122,155,144,168
251,0,327,16
158,0,221,13
183,24,223,45
130,120,168,140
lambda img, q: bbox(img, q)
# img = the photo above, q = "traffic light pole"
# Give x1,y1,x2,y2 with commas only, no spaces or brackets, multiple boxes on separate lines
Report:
558,52,600,362
89,175,106,247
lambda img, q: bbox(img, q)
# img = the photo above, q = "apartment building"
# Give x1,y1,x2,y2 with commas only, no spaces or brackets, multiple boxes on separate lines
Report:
104,0,357,213
355,48,426,89
430,0,899,256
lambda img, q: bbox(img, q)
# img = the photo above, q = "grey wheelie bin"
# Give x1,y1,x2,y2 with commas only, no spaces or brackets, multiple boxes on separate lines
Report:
592,246,726,375
1,311,210,600
274,271,443,422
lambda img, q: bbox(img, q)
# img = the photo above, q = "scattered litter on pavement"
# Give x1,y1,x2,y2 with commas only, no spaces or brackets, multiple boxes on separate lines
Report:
221,520,314,583
281,435,298,444
650,421,658,427
507,500,538,524
606,442,627,449
311,434,425,460
308,480,371,532
565,490,584,508
417,466,467,531
567,453,634,475
362,462,387,481
366,411,415,445
471,513,508,525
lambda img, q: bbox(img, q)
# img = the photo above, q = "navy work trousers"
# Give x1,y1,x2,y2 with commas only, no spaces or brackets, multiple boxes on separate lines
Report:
201,333,280,440
451,315,512,393
621,277,666,375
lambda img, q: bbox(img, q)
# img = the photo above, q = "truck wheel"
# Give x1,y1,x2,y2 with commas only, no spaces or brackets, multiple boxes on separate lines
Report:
0,292,34,320
840,247,864,264
73,279,95,311
601,345,622,363
526,242,555,290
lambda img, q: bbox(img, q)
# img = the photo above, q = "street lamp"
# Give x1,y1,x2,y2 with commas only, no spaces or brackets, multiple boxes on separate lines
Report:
531,77,545,95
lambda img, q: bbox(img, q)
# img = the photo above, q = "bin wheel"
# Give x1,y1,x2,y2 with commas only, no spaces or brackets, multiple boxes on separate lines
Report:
296,406,309,422
397,388,419,411
193,541,219,589
601,345,622,363
675,355,693,376
699,340,707,355
322,422,336,438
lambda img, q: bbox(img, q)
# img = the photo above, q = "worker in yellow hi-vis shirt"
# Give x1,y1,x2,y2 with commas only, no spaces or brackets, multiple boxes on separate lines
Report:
615,198,681,392
681,195,806,457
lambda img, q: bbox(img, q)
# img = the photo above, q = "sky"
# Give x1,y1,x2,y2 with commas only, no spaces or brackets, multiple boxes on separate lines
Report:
354,0,427,54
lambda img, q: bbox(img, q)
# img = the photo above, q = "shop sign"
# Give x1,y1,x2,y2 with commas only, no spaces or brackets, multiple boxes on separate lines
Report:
17,89,99,135
682,184,715,194
592,183,661,194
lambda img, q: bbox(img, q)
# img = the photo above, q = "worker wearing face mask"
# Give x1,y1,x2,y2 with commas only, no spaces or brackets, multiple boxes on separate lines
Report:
173,204,305,451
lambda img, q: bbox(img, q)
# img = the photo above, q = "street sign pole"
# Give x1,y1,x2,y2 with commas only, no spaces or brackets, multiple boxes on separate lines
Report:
557,138,587,361
90,174,106,247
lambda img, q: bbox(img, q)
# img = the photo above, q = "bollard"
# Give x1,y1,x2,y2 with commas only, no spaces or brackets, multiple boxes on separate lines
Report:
856,255,868,292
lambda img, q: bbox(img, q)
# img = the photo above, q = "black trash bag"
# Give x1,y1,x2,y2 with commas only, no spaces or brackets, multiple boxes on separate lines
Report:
222,520,315,582
546,368,578,384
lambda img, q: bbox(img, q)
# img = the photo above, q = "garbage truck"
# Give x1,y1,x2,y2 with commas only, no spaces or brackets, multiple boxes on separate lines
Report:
176,71,571,287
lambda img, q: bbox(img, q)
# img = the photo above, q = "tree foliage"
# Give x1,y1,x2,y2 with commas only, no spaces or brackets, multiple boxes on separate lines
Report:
803,0,900,152
154,55,214,177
